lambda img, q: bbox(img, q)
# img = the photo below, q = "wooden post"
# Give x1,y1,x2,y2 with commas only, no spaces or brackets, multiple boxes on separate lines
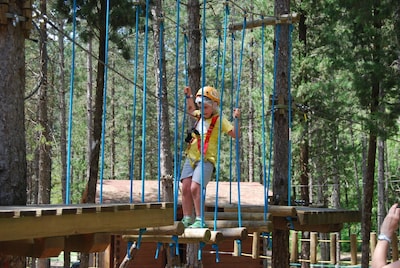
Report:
392,234,399,262
370,232,377,259
330,233,336,265
252,232,260,259
310,232,318,264
350,234,357,265
290,231,298,263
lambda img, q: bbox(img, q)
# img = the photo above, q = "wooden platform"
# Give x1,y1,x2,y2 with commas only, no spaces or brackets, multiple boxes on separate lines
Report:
221,204,361,232
0,202,173,257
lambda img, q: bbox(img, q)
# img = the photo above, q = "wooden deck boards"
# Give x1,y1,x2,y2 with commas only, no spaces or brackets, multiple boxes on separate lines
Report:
0,202,173,242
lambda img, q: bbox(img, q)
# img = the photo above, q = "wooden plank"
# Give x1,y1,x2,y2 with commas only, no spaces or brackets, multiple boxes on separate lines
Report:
0,202,173,241
272,217,343,232
222,204,296,217
295,207,361,225
206,220,273,233
205,212,270,221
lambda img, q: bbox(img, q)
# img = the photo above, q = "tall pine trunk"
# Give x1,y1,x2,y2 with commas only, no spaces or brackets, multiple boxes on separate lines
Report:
272,0,291,266
0,0,27,267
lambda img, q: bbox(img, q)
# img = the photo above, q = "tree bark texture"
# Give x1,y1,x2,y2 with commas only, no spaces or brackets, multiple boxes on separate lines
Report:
84,0,107,204
0,1,27,267
272,0,290,267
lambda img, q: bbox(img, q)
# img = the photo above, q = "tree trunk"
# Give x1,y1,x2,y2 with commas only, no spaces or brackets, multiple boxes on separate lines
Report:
37,1,51,268
0,0,27,266
186,1,202,266
84,0,106,204
272,0,290,267
37,0,51,205
361,4,381,266
247,9,255,183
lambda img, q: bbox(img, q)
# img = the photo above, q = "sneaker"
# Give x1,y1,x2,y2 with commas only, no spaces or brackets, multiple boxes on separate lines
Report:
189,219,207,228
181,216,193,228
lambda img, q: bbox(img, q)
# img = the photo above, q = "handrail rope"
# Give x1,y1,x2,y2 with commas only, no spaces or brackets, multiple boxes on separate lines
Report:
99,0,111,204
199,0,207,229
287,23,294,206
260,17,269,221
234,14,247,230
157,19,165,202
129,5,140,204
140,0,151,203
173,0,182,221
65,0,77,205
214,1,230,232
266,24,280,214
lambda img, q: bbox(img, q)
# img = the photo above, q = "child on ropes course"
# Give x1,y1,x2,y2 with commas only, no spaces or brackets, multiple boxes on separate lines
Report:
180,86,240,228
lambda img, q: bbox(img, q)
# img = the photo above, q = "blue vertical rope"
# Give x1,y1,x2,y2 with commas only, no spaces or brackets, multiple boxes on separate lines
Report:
199,0,207,228
214,2,230,231
157,19,165,202
174,32,188,222
129,5,140,204
99,0,111,204
173,0,181,222
141,0,151,203
287,24,294,206
260,18,269,221
65,0,77,205
229,32,235,204
234,15,247,229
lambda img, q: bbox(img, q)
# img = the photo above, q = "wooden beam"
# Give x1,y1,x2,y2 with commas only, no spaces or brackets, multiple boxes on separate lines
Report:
229,13,299,31
205,211,270,221
0,237,63,258
272,217,343,232
222,204,296,217
206,220,273,233
64,233,110,253
295,207,361,225
0,202,174,241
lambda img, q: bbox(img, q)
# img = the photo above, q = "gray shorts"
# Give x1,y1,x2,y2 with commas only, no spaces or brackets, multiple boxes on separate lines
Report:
180,159,214,186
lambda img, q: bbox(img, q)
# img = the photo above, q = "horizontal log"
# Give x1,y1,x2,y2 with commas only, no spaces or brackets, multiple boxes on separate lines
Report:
123,227,212,244
121,221,184,236
205,212,270,221
206,220,273,233
216,227,248,241
229,13,299,31
222,204,296,217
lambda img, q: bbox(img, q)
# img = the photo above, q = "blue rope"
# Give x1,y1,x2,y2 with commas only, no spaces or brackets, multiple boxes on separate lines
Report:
229,32,235,204
173,0,181,222
214,2,230,231
157,20,165,202
99,0,111,204
174,33,189,221
65,0,77,205
287,24,294,206
234,15,247,229
260,18,269,221
129,5,140,204
199,0,207,229
140,0,151,203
